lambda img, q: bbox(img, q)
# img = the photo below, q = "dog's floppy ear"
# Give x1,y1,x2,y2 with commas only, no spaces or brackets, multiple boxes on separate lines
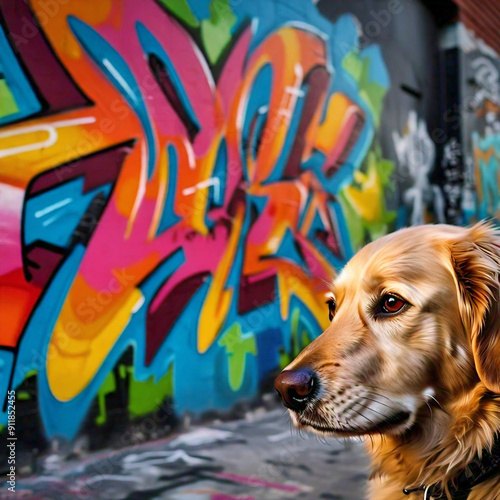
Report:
449,221,500,393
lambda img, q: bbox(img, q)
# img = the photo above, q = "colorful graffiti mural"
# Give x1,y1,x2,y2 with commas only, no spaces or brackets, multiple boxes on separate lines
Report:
472,129,500,218
0,0,392,445
460,25,500,222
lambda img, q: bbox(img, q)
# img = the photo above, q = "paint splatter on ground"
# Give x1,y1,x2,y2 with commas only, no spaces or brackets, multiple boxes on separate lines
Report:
0,408,369,499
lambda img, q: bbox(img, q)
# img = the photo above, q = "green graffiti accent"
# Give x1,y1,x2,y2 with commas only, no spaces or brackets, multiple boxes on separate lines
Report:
13,370,37,401
342,52,387,127
291,308,301,357
218,323,257,391
342,51,364,81
340,145,396,252
128,364,173,417
0,425,4,433
95,371,116,425
279,347,290,370
301,330,311,349
201,0,236,65
0,79,19,119
158,0,200,28
279,308,313,368
159,0,235,65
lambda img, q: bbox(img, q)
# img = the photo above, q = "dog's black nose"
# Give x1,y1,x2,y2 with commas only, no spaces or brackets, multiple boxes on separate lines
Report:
274,369,316,411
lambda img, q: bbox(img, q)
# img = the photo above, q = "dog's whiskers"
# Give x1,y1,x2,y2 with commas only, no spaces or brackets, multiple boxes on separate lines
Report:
425,400,433,419
351,400,392,422
360,395,399,412
348,406,381,434
363,388,396,404
428,394,444,411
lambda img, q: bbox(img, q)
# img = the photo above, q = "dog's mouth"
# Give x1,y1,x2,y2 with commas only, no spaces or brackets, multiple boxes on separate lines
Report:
294,406,412,437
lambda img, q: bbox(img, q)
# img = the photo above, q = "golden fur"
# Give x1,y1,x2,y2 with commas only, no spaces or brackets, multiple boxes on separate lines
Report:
282,222,500,499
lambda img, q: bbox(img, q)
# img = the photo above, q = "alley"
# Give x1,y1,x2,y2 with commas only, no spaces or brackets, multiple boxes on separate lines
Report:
2,408,369,500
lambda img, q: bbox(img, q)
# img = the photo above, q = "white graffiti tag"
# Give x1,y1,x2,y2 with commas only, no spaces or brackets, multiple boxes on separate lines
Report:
393,111,445,225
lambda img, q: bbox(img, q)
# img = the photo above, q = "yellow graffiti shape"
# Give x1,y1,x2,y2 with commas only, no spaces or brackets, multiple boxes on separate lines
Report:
344,162,384,222
276,265,328,330
47,287,143,401
197,203,245,353
315,93,360,154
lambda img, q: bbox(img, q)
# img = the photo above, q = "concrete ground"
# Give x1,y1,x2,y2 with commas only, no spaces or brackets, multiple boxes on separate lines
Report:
1,407,369,500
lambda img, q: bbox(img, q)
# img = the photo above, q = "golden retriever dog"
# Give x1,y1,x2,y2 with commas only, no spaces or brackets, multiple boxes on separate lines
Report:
275,222,500,499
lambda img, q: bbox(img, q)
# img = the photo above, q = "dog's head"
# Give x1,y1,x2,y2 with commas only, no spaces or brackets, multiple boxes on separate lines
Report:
275,222,500,437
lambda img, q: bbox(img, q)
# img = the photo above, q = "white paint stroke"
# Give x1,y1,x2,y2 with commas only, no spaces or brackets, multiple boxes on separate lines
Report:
169,427,234,447
182,177,220,204
285,86,305,97
132,295,145,313
0,117,96,159
79,474,140,485
103,58,136,102
123,450,207,468
35,197,73,218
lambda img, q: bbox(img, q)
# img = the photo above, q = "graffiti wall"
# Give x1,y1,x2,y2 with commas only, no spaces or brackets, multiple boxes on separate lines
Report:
0,0,400,454
460,24,500,222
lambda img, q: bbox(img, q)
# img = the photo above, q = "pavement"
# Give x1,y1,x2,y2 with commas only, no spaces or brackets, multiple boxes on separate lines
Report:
1,406,370,500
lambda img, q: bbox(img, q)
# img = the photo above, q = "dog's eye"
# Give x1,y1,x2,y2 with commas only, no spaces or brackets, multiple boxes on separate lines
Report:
326,298,336,321
380,294,406,315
